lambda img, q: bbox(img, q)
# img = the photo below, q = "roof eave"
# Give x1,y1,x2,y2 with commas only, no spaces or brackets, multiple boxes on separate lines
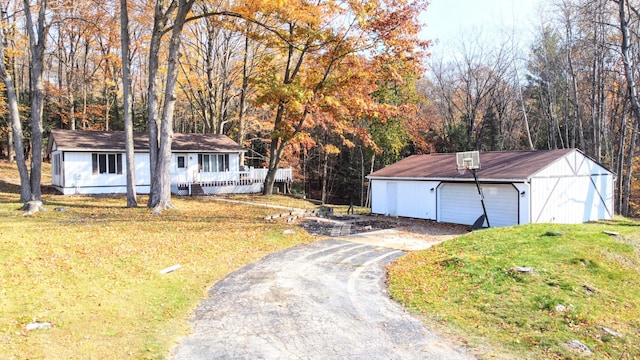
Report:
172,149,246,153
55,148,141,153
367,176,529,183
55,148,246,153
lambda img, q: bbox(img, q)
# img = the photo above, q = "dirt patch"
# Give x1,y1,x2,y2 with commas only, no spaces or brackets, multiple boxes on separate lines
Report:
296,214,469,240
297,220,336,236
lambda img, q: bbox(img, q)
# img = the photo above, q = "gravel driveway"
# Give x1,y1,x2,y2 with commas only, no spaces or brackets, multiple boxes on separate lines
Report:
171,233,472,359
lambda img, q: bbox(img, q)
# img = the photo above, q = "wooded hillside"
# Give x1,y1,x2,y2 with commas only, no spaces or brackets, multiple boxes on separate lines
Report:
2,0,640,215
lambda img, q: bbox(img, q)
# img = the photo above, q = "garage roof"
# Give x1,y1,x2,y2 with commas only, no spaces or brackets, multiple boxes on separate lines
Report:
368,149,579,181
48,129,245,153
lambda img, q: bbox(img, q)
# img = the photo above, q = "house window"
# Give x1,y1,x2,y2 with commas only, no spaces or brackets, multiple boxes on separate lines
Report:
198,154,229,172
177,156,186,169
92,153,123,175
53,154,61,176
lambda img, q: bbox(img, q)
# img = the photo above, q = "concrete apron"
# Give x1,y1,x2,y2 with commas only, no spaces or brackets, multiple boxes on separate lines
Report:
345,228,449,251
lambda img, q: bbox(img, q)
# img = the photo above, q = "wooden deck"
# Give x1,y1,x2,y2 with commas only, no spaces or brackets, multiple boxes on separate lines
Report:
172,168,292,196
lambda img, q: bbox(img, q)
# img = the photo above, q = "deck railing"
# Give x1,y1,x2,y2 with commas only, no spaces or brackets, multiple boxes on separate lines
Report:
172,167,292,186
245,167,293,183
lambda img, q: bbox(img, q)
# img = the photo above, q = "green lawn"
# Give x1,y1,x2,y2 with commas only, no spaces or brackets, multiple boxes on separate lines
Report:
0,161,316,359
388,221,640,359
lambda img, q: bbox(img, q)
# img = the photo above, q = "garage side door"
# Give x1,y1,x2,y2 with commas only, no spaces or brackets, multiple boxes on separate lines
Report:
439,183,519,227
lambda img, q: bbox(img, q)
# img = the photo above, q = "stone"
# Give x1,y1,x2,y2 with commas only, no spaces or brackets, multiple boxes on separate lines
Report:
160,264,181,274
543,231,564,236
283,229,295,235
514,266,533,273
25,322,51,331
555,304,567,313
566,340,592,355
603,230,620,236
598,326,623,338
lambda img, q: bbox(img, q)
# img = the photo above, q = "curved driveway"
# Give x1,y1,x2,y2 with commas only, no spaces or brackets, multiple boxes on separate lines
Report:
171,239,473,359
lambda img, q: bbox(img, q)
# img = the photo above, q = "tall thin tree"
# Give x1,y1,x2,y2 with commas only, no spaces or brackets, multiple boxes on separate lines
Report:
148,0,196,211
0,5,30,202
120,0,137,207
617,0,640,216
23,0,48,202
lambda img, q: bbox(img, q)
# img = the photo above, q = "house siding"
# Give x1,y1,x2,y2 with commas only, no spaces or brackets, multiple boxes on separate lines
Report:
530,174,613,224
370,180,387,216
398,181,438,220
54,151,151,195
530,151,614,224
47,130,265,196
512,182,531,225
371,180,439,219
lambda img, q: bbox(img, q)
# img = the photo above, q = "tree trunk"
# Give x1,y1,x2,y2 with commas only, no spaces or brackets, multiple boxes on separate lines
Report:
618,0,640,216
24,0,48,202
262,138,283,196
365,153,375,208
237,26,250,166
150,0,195,211
120,0,137,207
615,105,627,214
515,63,534,150
360,146,364,207
8,125,15,162
146,1,173,208
622,124,637,216
321,147,328,204
0,14,31,201
262,104,286,195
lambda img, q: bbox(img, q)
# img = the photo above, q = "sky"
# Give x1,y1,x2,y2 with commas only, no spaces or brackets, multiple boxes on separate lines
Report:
420,0,547,58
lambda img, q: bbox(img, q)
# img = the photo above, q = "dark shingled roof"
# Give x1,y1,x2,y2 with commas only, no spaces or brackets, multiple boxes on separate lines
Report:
368,149,577,181
48,129,245,153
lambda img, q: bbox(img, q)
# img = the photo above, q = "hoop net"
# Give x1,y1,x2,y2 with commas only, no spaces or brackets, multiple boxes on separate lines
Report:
456,159,473,175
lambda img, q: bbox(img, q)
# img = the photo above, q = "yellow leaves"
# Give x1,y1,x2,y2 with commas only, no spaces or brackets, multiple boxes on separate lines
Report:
324,143,340,155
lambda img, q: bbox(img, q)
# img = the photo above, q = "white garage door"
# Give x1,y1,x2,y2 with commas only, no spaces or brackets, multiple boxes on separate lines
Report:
438,183,519,227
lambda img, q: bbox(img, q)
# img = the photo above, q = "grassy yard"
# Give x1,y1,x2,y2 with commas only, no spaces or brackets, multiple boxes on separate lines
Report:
0,161,317,359
388,221,640,359
7,160,640,360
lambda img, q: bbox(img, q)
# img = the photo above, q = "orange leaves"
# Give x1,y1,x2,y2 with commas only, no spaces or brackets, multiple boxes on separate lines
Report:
233,0,327,32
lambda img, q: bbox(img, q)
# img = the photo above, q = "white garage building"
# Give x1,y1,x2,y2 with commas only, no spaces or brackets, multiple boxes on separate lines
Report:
367,149,614,227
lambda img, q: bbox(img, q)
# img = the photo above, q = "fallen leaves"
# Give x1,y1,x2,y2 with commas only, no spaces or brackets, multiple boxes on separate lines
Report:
1,191,316,359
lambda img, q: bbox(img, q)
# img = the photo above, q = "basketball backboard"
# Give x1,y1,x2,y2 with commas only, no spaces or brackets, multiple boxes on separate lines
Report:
456,151,480,174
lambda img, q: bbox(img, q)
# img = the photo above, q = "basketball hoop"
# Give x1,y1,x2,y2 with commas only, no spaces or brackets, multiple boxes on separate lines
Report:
455,151,480,175
454,150,491,228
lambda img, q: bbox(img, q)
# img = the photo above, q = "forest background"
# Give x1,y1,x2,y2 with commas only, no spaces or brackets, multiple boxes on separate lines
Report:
2,0,640,216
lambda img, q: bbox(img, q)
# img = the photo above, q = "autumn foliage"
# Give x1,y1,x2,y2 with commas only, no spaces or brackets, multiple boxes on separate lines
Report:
3,0,640,208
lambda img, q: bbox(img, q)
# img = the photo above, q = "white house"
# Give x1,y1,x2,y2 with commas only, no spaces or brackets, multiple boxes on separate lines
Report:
47,129,292,195
367,149,614,227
